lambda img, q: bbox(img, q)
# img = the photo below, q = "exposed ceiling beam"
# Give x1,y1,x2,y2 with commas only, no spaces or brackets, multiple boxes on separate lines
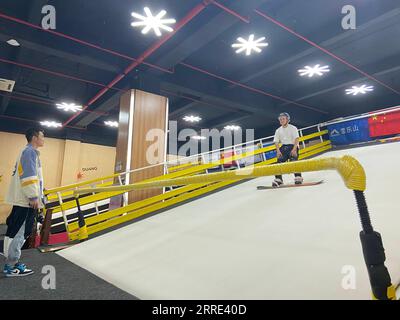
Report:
75,90,123,127
167,93,252,119
169,101,202,118
229,7,400,87
0,32,121,74
151,0,270,73
160,81,315,128
278,64,400,109
206,113,253,129
0,0,50,114
162,81,270,118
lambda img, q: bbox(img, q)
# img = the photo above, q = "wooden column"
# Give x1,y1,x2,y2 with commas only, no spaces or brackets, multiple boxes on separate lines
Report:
115,89,168,203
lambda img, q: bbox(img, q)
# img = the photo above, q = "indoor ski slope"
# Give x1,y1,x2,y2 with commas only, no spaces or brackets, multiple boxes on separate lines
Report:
58,142,400,299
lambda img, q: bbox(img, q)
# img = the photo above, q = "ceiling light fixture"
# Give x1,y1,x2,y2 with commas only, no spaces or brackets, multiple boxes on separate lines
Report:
56,102,83,113
224,125,241,131
298,64,330,77
345,85,374,96
131,7,176,37
40,121,62,128
183,115,202,123
232,34,268,56
104,121,119,128
192,135,207,140
6,39,20,47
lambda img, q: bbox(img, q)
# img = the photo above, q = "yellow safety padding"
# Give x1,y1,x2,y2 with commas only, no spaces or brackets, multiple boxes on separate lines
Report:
75,153,365,195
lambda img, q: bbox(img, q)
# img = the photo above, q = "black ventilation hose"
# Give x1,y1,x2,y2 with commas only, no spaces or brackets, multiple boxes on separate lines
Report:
354,190,395,300
354,190,373,234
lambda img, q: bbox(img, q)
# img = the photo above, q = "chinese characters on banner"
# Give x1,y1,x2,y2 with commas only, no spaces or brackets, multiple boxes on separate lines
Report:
327,118,371,145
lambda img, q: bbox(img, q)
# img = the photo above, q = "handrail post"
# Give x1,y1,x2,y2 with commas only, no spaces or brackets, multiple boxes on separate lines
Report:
57,192,69,238
318,124,323,143
299,130,306,149
259,139,267,162
233,146,240,170
91,184,100,215
118,175,128,207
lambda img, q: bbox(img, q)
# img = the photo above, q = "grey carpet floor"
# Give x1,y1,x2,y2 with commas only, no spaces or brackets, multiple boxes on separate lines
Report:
0,224,137,300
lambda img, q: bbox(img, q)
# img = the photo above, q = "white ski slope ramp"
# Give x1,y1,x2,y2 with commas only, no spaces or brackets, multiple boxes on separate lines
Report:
58,142,400,299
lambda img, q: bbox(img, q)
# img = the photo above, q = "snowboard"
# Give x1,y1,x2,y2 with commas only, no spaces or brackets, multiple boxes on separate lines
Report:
257,180,324,190
38,244,75,253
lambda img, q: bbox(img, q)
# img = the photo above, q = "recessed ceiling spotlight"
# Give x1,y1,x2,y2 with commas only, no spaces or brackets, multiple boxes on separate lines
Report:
56,102,83,113
6,39,20,47
345,85,374,96
232,34,268,56
131,7,176,37
40,121,62,128
192,135,207,140
224,125,241,131
298,64,330,77
183,115,202,123
104,121,119,128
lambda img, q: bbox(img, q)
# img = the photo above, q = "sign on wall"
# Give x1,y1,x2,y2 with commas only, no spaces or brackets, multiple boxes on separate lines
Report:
327,118,370,145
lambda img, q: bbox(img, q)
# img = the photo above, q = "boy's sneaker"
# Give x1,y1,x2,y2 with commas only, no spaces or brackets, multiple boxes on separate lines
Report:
4,263,34,277
272,178,283,188
3,264,11,274
295,176,304,185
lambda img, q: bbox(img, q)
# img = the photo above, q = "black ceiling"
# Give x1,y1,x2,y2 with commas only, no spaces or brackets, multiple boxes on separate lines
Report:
0,0,399,146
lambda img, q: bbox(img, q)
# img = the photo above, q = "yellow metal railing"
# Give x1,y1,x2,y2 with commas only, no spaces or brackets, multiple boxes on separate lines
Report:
76,155,365,194
44,130,329,198
66,138,331,238
44,130,330,241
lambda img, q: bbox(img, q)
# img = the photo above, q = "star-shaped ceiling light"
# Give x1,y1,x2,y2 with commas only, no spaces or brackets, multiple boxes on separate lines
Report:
104,121,119,128
131,7,176,37
345,85,374,96
6,39,20,47
224,125,241,131
56,102,83,113
298,64,330,77
192,135,207,140
183,115,202,123
232,34,268,56
40,121,62,128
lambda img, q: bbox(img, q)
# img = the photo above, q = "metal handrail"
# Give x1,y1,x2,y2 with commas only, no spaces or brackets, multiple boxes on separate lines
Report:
47,103,400,195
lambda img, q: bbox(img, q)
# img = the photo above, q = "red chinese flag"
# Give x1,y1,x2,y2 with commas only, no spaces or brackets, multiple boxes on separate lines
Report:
368,110,400,137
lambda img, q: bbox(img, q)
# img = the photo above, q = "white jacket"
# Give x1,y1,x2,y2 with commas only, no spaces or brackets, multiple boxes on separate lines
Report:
6,144,44,208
